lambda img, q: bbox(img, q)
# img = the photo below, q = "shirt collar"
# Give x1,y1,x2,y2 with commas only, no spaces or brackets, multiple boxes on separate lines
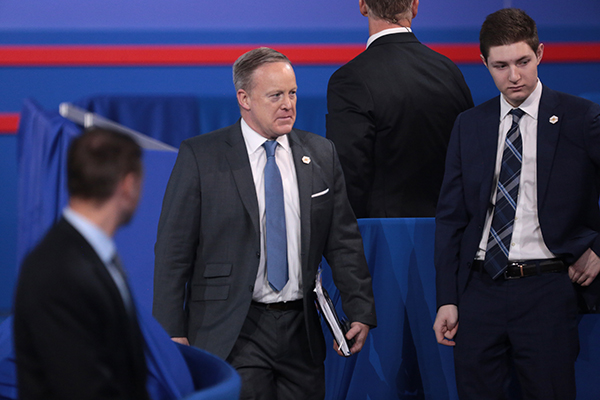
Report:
63,207,116,264
500,79,542,121
240,117,291,155
367,27,412,49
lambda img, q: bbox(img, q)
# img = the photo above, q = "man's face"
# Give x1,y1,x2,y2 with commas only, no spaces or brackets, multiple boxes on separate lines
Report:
237,61,297,140
120,172,142,227
483,41,543,107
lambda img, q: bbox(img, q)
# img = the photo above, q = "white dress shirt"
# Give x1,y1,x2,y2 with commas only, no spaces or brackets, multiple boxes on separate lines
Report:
240,118,302,303
366,26,412,49
477,80,556,261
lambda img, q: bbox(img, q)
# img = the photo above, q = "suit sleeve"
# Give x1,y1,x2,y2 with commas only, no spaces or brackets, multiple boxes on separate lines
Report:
435,114,469,308
153,141,201,337
326,67,376,219
322,140,377,327
583,103,600,257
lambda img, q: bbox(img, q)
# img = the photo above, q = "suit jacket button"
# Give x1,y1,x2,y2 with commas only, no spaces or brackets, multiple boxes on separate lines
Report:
249,285,254,293
256,251,260,258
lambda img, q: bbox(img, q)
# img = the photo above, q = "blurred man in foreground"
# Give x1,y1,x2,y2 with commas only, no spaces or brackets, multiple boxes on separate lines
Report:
13,128,149,400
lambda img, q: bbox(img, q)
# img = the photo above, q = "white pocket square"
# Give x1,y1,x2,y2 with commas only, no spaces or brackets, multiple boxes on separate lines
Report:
311,188,330,198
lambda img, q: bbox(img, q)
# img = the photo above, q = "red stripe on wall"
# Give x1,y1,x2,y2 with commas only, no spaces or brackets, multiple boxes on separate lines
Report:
0,43,598,66
0,113,19,134
0,44,363,66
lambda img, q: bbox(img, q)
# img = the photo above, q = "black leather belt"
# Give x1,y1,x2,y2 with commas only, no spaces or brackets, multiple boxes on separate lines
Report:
472,259,566,279
251,299,303,311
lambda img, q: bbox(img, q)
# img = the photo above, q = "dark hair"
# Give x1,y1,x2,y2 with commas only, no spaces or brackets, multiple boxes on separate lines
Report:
232,47,291,92
364,0,413,24
480,8,539,61
67,127,142,202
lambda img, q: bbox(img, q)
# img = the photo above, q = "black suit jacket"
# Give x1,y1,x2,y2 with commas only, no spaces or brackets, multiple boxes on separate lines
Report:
13,218,149,400
153,121,377,363
326,32,474,218
435,86,600,309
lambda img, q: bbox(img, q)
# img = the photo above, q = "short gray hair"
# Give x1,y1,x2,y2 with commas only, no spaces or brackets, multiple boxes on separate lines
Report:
232,47,291,92
365,0,413,24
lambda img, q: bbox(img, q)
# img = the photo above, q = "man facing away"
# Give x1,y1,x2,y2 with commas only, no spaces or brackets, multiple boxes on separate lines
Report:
13,128,149,400
326,0,474,218
153,47,377,399
433,8,600,399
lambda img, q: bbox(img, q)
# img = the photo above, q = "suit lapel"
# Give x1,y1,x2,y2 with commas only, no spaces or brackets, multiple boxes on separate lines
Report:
223,121,260,235
288,130,312,263
478,98,502,212
536,86,561,209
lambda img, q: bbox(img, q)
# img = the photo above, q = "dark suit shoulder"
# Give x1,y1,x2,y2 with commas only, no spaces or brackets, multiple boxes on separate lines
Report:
290,128,335,154
457,96,500,120
20,220,98,284
22,219,94,267
335,32,462,76
543,86,600,115
182,122,240,147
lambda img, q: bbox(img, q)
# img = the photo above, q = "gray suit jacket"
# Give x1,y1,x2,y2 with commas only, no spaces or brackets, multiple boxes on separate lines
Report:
153,120,377,363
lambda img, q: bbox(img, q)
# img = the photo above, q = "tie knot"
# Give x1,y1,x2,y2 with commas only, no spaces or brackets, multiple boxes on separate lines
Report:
510,108,525,121
263,140,278,158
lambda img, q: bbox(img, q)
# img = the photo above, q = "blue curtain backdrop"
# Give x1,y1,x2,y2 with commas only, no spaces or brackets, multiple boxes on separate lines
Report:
16,98,81,268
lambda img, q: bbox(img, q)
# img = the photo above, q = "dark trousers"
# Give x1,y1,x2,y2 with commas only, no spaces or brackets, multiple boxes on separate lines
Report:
454,269,579,400
226,303,325,400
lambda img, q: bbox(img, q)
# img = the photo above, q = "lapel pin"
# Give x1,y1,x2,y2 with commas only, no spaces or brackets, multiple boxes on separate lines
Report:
302,156,311,165
549,115,558,124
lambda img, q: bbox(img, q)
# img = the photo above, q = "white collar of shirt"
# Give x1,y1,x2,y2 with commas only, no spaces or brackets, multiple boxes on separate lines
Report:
240,117,291,155
367,26,412,49
63,207,116,264
500,79,542,122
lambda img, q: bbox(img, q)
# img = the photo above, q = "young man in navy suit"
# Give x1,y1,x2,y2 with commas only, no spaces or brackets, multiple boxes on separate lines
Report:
433,8,600,399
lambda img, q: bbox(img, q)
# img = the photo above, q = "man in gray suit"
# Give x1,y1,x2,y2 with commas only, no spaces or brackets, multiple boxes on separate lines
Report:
153,47,377,399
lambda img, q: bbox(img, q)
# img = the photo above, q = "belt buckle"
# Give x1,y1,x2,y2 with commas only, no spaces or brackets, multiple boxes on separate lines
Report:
503,263,525,280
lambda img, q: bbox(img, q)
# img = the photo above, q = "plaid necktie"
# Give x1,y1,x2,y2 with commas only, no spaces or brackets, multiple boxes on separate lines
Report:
484,108,525,279
263,140,288,291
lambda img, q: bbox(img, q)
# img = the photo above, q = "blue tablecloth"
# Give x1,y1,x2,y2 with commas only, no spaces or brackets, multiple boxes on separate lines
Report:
322,218,456,400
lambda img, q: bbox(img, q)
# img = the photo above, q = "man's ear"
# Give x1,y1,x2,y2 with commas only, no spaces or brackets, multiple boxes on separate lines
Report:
536,43,544,65
412,0,419,19
120,172,141,202
359,0,368,17
480,54,488,68
237,89,251,111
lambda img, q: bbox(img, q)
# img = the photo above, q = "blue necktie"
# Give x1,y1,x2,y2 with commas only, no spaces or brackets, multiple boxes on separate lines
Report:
484,108,525,279
263,140,288,291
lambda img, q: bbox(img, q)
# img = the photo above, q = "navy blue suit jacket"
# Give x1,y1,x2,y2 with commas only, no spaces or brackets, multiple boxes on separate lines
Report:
435,85,600,309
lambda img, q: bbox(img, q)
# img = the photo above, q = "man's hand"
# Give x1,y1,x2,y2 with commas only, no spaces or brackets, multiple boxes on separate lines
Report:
569,248,600,286
334,321,370,356
171,337,190,346
433,304,458,346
